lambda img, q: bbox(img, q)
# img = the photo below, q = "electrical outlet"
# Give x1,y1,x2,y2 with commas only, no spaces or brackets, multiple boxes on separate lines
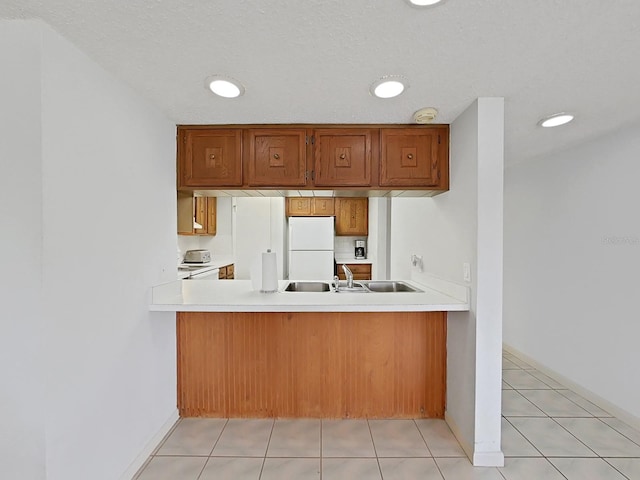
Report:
463,263,471,282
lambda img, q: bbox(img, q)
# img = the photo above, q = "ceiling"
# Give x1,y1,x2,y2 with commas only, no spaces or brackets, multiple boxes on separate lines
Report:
2,0,640,166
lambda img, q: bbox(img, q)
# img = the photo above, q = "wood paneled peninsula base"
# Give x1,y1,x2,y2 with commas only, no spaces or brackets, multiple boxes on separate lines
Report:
177,311,446,419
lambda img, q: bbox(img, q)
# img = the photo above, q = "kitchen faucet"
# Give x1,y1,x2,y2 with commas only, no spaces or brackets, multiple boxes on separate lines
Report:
342,264,354,288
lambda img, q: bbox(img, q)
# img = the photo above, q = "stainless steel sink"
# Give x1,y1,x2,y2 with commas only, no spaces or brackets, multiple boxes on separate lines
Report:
360,281,422,293
284,281,331,292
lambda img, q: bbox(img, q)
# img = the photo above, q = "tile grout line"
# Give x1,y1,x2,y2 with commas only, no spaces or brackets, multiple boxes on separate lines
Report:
196,418,229,480
601,458,634,480
596,417,640,449
257,419,276,480
319,418,323,480
502,415,545,459
366,419,384,479
208,418,229,456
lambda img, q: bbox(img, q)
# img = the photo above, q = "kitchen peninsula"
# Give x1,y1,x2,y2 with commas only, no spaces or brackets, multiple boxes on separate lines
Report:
151,275,468,420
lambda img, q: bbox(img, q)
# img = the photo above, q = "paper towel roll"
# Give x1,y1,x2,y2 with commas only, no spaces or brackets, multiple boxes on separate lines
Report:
261,249,278,293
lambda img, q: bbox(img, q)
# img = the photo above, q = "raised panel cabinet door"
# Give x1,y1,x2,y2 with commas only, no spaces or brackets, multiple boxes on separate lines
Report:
181,129,243,187
194,196,207,235
177,191,195,235
286,197,312,216
206,197,217,235
312,197,335,216
380,128,445,187
313,129,373,186
247,129,307,187
335,198,368,236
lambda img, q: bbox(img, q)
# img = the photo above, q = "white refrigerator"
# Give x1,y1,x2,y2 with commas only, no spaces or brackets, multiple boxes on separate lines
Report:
288,216,335,280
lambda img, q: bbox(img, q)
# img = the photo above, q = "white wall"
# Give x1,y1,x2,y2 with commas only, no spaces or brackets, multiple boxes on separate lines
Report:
367,198,391,280
389,98,504,466
0,20,46,480
1,20,178,480
504,120,640,423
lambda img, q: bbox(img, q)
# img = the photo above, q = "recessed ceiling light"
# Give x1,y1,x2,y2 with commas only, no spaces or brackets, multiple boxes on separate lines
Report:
539,113,574,128
407,0,445,7
370,76,407,99
205,75,245,98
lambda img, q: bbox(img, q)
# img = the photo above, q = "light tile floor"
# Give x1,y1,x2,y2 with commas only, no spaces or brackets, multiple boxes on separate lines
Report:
134,350,640,479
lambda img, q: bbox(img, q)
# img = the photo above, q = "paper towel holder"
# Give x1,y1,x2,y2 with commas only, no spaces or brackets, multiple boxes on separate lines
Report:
260,249,279,294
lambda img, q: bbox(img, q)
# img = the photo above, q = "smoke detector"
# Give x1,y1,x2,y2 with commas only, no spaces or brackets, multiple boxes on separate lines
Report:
413,107,438,124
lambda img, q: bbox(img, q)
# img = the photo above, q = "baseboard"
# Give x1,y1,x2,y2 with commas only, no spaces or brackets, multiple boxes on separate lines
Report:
503,344,640,433
472,450,505,467
445,413,505,467
119,409,179,480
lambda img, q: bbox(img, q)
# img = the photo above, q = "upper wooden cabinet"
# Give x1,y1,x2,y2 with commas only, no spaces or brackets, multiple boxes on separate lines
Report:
177,125,448,193
313,128,374,187
312,197,335,216
179,128,242,187
380,127,449,188
286,197,335,216
177,192,216,236
247,129,307,187
286,197,311,216
335,198,368,236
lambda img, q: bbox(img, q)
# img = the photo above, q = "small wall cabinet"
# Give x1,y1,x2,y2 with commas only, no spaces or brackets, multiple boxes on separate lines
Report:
247,129,307,187
177,192,216,236
285,197,335,216
335,198,368,236
313,128,375,187
380,127,448,188
179,129,242,187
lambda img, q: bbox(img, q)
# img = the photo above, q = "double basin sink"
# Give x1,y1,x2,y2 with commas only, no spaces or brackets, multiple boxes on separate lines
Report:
284,280,422,293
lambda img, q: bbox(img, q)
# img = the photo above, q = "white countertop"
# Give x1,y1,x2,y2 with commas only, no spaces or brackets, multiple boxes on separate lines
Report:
177,255,235,279
150,275,469,313
334,256,373,265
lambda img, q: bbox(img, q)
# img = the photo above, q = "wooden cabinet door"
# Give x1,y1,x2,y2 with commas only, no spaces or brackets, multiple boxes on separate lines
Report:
337,263,371,281
335,198,368,236
313,129,373,186
193,197,207,235
206,197,217,235
180,129,242,187
286,198,312,216
312,197,335,216
177,191,195,234
380,128,446,187
247,129,307,187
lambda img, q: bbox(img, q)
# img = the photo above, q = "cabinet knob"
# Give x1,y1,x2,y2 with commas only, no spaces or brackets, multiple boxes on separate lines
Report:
273,153,280,160
210,154,216,160
340,153,346,159
407,153,413,160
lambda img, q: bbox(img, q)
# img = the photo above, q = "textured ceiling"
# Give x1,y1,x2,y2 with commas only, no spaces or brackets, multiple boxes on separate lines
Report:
2,0,640,165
